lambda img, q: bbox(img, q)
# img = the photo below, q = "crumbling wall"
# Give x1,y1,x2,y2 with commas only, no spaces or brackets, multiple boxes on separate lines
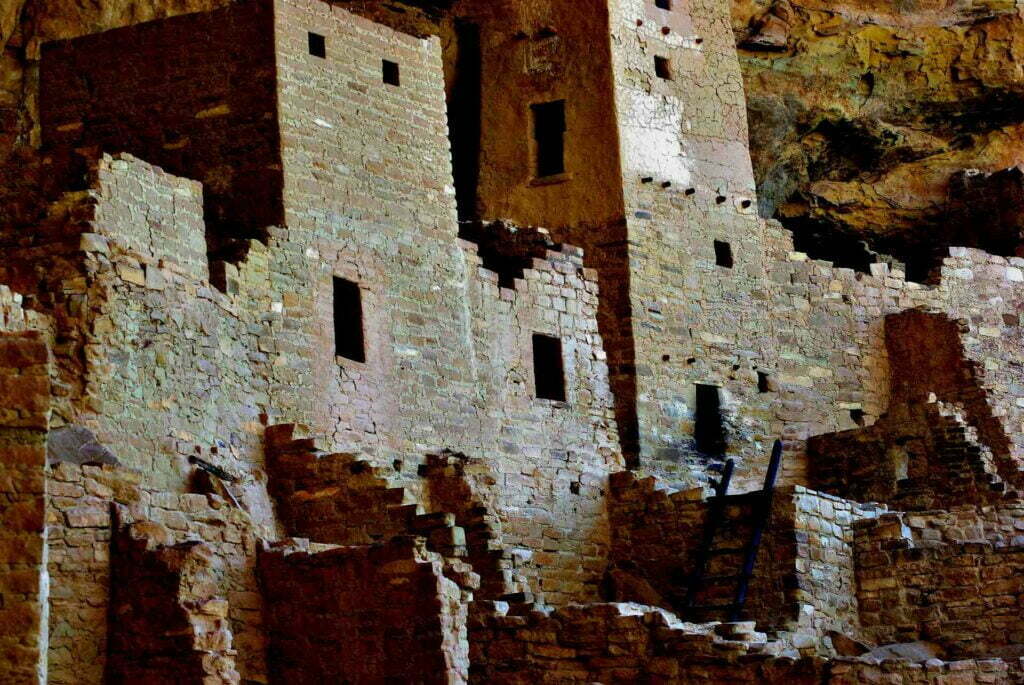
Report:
809,401,1009,510
46,463,262,684
855,512,1024,657
462,239,622,604
272,0,622,605
260,537,471,684
471,596,1024,682
470,602,816,683
89,154,209,282
70,154,277,508
105,518,239,684
28,12,625,616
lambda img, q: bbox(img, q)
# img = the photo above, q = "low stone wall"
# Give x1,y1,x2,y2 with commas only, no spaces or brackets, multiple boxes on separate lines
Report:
784,486,883,638
856,513,1024,656
900,504,1024,547
469,601,1024,683
259,537,471,684
609,473,879,638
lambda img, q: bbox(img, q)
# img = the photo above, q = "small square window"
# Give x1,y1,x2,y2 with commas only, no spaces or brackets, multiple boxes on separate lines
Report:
383,59,401,86
654,56,672,80
308,32,326,59
714,240,733,268
655,0,672,9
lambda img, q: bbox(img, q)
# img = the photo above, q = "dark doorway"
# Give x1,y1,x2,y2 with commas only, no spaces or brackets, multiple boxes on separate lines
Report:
695,384,726,456
533,333,566,401
334,277,365,363
532,100,566,178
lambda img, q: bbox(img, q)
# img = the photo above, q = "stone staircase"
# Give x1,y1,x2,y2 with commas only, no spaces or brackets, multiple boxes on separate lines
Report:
264,424,464,555
420,452,539,606
264,426,539,610
894,401,1017,509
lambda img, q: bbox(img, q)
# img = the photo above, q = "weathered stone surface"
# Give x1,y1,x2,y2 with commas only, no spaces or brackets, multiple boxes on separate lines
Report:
732,0,1024,278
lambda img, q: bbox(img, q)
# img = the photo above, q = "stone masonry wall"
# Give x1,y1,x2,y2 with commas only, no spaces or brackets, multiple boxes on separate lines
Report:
855,512,1024,657
470,601,1020,684
89,155,209,282
260,537,471,684
271,0,621,604
31,30,624,609
609,473,880,638
39,0,282,254
458,0,625,234
601,0,1024,499
45,463,262,684
72,154,277,513
105,518,239,684
0,325,50,685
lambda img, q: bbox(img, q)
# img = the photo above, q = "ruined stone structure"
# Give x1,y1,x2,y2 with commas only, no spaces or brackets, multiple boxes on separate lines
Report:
4,0,1024,682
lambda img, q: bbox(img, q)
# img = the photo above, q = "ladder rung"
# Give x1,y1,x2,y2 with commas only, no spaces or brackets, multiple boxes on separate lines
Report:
688,602,735,610
700,573,746,583
707,547,746,556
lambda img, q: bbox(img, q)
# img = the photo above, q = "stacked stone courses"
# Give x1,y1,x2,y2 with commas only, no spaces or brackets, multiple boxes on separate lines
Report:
2,0,1024,682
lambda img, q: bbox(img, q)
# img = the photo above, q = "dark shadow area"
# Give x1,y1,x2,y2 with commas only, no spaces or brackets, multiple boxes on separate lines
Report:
448,20,482,221
458,220,561,289
695,384,726,457
533,333,566,402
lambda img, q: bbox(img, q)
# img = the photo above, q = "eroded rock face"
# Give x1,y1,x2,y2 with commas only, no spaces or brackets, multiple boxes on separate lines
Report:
731,0,1024,278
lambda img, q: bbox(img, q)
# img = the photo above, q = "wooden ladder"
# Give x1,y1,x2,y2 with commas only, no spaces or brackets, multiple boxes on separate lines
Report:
683,439,783,623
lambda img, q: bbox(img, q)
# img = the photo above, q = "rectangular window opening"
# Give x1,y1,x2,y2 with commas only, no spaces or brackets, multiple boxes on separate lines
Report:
334,277,365,363
655,56,673,80
308,32,326,59
695,384,726,456
383,59,401,86
714,240,733,268
757,372,770,393
655,0,673,9
533,333,566,402
531,100,566,178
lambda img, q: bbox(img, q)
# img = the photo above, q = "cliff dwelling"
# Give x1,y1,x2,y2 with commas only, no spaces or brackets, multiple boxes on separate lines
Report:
3,0,1024,682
